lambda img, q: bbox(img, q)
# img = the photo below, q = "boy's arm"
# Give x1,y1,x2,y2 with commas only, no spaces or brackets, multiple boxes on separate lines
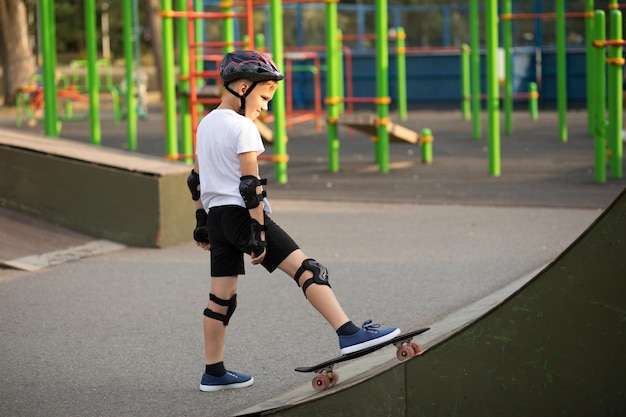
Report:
239,152,265,224
239,151,266,262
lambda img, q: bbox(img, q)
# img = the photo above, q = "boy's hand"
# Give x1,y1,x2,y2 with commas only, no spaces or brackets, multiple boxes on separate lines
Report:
196,241,211,251
250,248,266,265
249,219,266,263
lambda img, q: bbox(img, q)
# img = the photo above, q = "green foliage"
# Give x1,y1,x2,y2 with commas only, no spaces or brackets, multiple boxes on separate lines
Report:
29,0,151,59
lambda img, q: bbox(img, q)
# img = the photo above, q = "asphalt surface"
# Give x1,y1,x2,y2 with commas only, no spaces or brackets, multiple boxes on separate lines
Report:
0,106,625,416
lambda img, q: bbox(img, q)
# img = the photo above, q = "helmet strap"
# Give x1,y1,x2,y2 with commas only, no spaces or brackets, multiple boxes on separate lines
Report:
225,81,259,116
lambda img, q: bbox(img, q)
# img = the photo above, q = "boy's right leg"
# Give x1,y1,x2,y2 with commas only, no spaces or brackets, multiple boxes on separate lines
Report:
200,275,253,392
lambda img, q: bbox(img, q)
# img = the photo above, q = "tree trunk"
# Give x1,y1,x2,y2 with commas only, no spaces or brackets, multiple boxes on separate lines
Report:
0,0,35,107
143,0,162,94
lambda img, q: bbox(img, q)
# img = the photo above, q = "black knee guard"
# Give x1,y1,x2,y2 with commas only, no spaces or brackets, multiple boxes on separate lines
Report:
203,293,237,326
293,259,331,296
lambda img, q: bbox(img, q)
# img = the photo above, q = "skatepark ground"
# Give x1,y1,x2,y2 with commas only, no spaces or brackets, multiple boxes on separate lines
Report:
0,103,625,416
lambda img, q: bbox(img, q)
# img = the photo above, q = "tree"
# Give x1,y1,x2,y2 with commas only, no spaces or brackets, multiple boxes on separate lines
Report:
0,0,36,107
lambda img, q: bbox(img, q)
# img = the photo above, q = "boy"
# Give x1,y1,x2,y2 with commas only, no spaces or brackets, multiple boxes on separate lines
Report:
188,50,400,391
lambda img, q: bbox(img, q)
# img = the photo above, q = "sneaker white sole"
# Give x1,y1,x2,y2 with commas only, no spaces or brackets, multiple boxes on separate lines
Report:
199,377,254,392
340,328,402,355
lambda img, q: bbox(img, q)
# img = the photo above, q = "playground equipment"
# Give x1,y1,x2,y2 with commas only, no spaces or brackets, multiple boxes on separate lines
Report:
498,0,592,140
161,0,430,182
467,0,624,180
159,0,283,169
15,58,146,132
70,59,123,126
460,44,539,125
590,9,624,184
324,0,430,174
36,0,145,151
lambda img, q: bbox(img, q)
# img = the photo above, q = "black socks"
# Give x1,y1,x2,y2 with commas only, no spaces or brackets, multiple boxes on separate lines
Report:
206,362,226,377
336,321,360,336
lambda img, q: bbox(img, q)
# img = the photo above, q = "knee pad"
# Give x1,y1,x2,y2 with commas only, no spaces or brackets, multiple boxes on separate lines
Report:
203,293,237,326
293,259,331,296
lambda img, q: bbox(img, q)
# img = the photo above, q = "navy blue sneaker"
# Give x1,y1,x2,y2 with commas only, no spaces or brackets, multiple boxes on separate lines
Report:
339,320,401,355
199,370,254,392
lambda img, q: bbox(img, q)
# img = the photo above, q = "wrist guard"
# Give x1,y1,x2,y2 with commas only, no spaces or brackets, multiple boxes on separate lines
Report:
193,209,209,243
248,218,266,256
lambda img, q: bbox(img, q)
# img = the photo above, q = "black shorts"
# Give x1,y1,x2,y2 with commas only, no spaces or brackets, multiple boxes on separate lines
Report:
206,205,300,277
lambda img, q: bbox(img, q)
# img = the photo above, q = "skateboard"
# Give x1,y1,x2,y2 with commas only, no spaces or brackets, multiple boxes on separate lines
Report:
295,327,430,391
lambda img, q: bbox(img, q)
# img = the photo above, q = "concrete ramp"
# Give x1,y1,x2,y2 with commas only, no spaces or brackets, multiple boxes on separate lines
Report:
237,188,626,416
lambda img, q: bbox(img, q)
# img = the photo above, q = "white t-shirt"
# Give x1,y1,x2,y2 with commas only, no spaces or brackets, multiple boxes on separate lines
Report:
196,109,271,212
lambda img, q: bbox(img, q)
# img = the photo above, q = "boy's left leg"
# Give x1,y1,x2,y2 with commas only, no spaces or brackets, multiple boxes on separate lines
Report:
277,250,400,354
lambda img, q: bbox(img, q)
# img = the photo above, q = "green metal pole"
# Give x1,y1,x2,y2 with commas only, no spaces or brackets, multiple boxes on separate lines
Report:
222,2,235,53
177,0,192,164
585,0,595,135
461,44,471,121
420,128,433,164
556,0,568,142
40,0,58,137
255,33,265,50
486,0,500,176
529,82,538,120
161,0,179,159
503,0,513,135
123,0,137,151
85,0,101,146
396,27,407,121
608,9,622,179
270,0,288,184
325,1,340,173
593,10,606,184
375,0,390,173
469,0,481,140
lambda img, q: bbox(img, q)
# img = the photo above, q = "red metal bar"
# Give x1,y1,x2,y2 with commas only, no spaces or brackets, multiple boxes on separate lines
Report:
285,59,293,129
187,0,199,148
283,52,323,130
342,97,379,103
160,10,247,19
404,46,464,54
340,33,377,41
190,40,247,49
246,0,255,49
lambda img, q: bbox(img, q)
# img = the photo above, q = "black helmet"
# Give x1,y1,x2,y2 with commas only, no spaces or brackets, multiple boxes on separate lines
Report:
220,50,283,115
220,50,284,84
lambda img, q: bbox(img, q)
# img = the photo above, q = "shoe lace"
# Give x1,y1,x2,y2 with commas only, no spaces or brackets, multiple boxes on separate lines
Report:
361,320,381,333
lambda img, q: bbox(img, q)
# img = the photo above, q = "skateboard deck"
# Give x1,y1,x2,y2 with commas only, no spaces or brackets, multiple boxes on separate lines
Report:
295,327,429,391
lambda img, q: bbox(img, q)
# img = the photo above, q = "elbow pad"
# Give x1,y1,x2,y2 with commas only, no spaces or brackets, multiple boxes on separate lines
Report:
187,169,200,201
239,175,267,209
